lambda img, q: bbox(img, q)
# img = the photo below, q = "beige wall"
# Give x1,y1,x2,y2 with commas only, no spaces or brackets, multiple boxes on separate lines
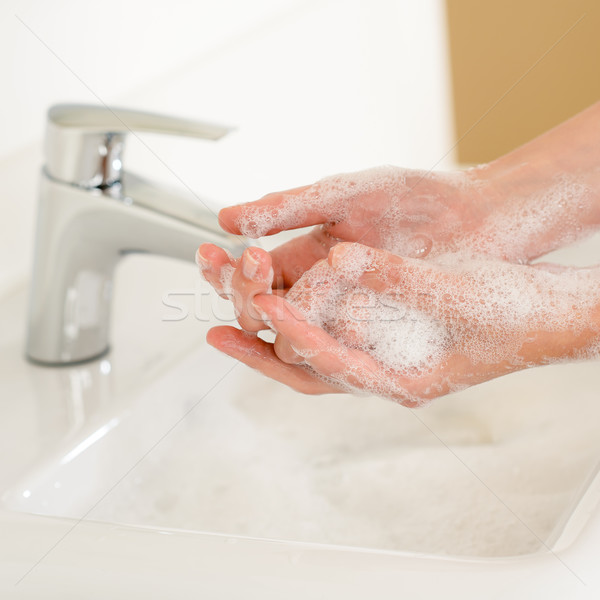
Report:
446,0,600,164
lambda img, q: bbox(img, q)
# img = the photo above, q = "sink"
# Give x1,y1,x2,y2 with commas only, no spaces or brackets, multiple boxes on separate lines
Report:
4,0,600,593
2,239,600,598
3,250,600,561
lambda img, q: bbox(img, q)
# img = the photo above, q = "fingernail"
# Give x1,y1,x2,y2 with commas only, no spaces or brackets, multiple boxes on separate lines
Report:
251,300,276,332
358,271,378,286
329,243,350,268
196,247,211,269
242,251,260,280
251,300,268,321
242,249,272,283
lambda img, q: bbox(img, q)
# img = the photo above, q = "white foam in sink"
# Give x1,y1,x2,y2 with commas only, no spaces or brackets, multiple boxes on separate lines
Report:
6,347,600,559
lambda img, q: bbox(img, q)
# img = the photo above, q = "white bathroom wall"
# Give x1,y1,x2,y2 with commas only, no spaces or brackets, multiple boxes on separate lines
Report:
0,0,453,295
0,0,318,295
2,0,307,157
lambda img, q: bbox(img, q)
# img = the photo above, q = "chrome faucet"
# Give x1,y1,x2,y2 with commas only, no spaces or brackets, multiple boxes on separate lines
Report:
26,104,247,365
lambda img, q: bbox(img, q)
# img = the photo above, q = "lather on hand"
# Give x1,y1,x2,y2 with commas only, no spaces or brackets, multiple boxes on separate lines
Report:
199,102,600,404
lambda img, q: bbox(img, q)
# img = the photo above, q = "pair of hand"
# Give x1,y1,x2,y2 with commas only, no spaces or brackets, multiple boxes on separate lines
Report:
199,166,600,406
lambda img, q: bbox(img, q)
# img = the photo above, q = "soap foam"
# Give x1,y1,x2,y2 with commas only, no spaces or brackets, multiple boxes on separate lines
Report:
455,176,596,262
219,264,235,297
233,166,600,403
284,244,600,404
236,167,597,266
88,359,600,558
235,167,477,255
236,166,413,239
284,253,451,403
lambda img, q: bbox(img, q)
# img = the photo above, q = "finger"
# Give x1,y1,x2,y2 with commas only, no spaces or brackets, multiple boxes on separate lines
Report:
282,258,338,319
327,242,461,322
219,174,356,238
252,294,382,387
268,226,339,289
231,247,274,332
218,184,326,238
274,333,303,364
253,295,428,406
197,243,237,296
206,326,342,395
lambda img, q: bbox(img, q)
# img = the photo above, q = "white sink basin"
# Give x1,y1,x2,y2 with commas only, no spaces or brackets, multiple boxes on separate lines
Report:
2,238,600,599
3,252,600,561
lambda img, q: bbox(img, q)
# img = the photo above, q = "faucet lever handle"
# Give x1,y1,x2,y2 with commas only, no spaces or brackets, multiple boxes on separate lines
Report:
46,104,233,188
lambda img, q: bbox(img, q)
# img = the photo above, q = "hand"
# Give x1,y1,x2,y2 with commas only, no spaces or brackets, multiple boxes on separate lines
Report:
213,101,600,298
203,104,600,403
199,165,502,331
202,141,600,333
218,165,501,270
207,243,600,405
196,243,275,332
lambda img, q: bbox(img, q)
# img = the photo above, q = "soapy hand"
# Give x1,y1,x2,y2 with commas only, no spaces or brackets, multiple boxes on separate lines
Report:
207,243,600,405
200,165,504,332
218,166,499,258
201,103,600,403
201,156,598,334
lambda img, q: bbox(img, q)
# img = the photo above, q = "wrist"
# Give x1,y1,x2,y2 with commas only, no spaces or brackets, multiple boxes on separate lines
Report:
466,154,600,262
461,161,551,262
533,267,600,364
480,104,600,260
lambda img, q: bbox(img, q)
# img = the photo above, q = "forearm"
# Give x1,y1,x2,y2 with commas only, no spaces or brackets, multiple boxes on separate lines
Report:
479,101,600,261
527,265,600,364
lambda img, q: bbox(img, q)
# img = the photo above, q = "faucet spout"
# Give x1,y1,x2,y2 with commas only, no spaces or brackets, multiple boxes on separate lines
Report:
26,105,248,365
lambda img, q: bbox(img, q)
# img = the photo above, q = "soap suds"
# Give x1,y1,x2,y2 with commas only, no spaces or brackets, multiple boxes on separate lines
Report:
286,259,449,371
456,176,596,262
219,264,235,297
236,167,597,265
86,359,600,558
231,167,600,403
283,244,600,404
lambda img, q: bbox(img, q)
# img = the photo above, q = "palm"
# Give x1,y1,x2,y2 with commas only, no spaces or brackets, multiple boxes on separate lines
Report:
208,244,600,406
